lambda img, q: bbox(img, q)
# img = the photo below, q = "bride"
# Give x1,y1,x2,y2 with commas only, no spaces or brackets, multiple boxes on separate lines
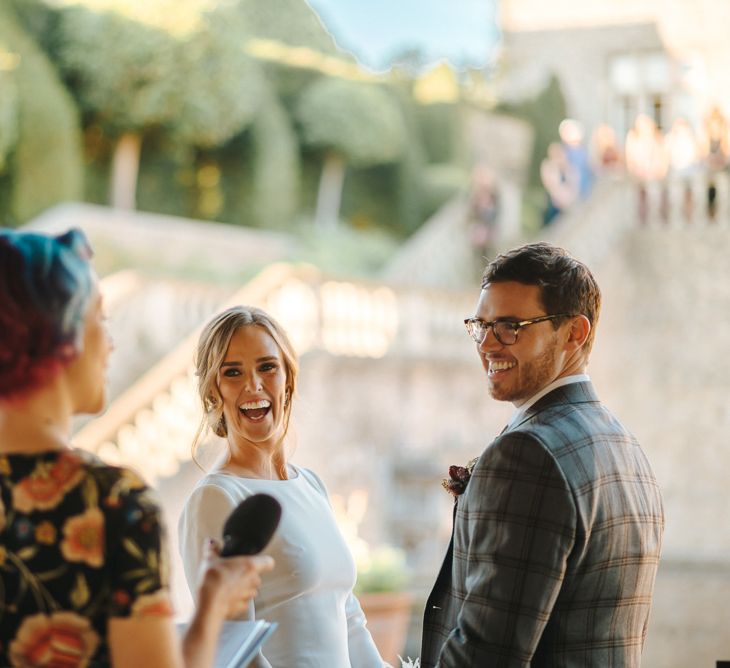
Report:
178,305,385,667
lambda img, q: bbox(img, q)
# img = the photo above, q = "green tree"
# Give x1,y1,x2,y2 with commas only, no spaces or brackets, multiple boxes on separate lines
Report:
0,45,19,173
237,0,357,108
498,73,566,188
211,91,300,229
240,0,341,54
296,77,407,228
248,92,300,229
389,81,429,236
44,0,265,209
0,1,83,225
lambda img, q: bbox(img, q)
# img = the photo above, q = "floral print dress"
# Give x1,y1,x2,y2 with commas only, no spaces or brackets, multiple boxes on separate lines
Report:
0,449,173,667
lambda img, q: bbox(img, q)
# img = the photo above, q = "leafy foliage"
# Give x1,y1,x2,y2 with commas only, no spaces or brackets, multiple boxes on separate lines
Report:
3,0,487,242
202,94,300,230
293,220,398,277
0,46,19,172
390,82,429,236
52,2,264,145
134,131,194,218
239,0,340,53
0,1,83,225
497,74,566,188
296,78,407,167
248,93,300,229
355,545,409,594
420,163,470,219
339,162,400,231
415,102,464,165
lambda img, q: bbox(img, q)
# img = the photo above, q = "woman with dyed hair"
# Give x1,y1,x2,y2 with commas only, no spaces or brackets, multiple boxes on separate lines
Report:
178,306,384,667
0,228,273,668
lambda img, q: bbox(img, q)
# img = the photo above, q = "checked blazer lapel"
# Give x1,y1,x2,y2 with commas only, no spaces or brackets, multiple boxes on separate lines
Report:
424,501,457,611
510,380,600,431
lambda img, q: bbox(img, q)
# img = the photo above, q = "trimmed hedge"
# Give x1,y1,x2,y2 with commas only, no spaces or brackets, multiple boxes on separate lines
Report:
0,1,83,225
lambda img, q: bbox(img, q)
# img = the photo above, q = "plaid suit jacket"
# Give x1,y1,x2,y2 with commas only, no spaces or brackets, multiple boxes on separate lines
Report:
421,382,664,667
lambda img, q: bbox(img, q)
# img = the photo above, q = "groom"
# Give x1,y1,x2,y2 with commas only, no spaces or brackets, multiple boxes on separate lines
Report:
421,242,664,666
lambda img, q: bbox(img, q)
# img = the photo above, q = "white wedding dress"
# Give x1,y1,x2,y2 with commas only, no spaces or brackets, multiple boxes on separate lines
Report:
178,465,384,668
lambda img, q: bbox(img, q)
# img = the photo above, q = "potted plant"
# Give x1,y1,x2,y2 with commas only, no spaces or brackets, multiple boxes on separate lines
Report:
355,545,414,667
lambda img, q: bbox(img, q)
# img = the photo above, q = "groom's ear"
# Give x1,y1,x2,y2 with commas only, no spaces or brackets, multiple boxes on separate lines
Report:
565,314,590,350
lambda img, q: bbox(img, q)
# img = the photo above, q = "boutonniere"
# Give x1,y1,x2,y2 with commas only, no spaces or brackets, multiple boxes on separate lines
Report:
441,457,479,497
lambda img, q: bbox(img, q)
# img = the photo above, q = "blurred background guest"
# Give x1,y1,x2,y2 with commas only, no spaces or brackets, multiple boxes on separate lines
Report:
540,142,579,226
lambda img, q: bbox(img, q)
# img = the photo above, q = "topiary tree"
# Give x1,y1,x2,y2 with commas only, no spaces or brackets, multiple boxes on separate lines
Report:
0,2,83,225
248,92,300,229
0,44,20,174
497,73,567,189
240,0,341,54
46,0,266,210
388,80,429,236
210,92,300,230
237,0,345,100
296,77,407,228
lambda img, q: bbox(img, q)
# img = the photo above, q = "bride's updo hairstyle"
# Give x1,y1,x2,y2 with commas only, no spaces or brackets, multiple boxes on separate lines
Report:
0,228,93,403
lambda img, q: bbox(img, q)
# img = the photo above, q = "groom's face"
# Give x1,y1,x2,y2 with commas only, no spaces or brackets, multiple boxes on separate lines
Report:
473,281,571,407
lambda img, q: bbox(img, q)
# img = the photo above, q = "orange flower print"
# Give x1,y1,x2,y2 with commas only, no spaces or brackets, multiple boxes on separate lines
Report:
9,611,100,668
119,469,145,490
13,452,84,513
0,455,10,475
0,545,7,566
35,521,57,545
61,508,104,568
112,589,131,608
105,468,146,508
131,590,174,618
0,496,6,533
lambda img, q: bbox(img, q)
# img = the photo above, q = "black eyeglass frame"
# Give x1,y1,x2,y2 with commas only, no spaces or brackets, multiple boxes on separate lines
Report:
463,313,576,346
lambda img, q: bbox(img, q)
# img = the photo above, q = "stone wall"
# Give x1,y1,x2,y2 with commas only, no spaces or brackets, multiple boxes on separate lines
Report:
499,22,666,134
587,226,730,665
549,187,730,667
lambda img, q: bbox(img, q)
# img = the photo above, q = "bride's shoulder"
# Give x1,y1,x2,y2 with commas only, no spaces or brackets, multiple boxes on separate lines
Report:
296,466,328,497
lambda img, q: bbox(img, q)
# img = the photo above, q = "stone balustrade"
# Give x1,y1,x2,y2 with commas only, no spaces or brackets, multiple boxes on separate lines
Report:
633,169,730,228
99,271,233,403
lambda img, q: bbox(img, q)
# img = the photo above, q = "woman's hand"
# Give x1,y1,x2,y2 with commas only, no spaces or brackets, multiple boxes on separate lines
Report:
196,539,275,620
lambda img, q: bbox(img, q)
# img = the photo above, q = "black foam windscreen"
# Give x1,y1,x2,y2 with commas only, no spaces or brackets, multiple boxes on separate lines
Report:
219,493,282,557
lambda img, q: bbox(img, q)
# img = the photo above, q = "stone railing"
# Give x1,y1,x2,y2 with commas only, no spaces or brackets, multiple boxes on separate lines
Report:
534,177,635,271
73,263,476,483
631,168,730,228
98,271,233,403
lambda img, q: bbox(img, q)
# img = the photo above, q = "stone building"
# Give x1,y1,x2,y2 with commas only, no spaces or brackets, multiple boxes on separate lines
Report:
498,0,730,136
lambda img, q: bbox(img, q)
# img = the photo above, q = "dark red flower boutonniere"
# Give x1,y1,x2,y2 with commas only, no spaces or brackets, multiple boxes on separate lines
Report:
441,457,479,497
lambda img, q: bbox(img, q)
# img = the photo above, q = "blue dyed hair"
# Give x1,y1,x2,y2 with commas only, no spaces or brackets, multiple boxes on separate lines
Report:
0,228,94,400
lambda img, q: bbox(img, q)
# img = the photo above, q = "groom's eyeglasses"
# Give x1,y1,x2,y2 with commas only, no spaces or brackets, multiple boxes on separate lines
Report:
464,314,574,346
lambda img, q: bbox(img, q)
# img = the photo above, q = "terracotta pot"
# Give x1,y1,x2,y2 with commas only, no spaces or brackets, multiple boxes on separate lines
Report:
358,591,413,666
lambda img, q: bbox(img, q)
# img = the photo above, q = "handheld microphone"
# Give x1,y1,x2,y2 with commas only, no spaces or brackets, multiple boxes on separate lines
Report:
219,493,282,557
